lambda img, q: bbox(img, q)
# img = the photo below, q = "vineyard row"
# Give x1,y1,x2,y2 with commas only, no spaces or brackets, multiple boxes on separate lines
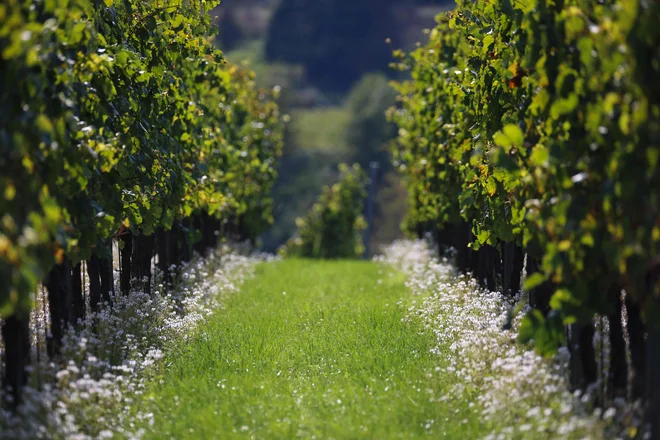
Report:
0,0,283,405
389,0,659,432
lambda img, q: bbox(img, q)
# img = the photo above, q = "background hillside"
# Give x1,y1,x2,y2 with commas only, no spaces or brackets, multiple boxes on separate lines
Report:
211,0,455,252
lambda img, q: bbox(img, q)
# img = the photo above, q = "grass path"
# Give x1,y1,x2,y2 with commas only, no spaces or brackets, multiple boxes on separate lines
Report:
135,259,485,439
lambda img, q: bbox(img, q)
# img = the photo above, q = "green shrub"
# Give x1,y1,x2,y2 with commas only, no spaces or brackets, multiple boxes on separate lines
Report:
279,164,367,258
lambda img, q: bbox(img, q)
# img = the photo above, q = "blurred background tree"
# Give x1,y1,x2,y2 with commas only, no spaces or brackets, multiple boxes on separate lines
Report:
210,0,455,253
264,0,398,94
343,73,398,170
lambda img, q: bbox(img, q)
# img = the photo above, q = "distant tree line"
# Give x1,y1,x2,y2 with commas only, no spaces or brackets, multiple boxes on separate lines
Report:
265,0,455,93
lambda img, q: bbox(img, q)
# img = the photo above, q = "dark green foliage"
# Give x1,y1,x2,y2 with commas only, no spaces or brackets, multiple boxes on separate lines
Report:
409,0,454,4
344,73,398,170
265,0,399,93
280,164,367,258
216,10,244,51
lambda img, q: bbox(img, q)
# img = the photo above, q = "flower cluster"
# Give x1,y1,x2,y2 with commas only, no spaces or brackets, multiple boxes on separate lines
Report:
379,240,613,439
0,245,268,439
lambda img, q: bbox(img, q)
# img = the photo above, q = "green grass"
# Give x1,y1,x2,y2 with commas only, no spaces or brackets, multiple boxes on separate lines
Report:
134,259,487,439
289,108,351,153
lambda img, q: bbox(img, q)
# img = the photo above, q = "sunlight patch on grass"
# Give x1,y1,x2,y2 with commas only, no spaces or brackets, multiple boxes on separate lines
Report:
289,108,351,154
